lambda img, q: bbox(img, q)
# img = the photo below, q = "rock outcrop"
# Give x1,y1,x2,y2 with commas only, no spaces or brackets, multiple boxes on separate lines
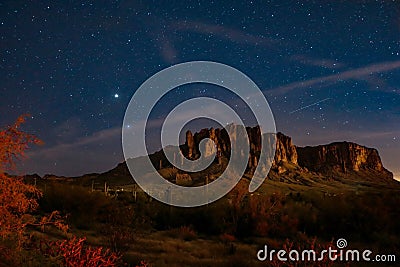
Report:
184,126,297,168
274,132,298,165
296,142,392,178
181,126,393,181
186,130,195,159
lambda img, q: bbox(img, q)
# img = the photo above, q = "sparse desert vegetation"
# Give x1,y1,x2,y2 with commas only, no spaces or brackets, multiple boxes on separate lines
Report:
30,177,400,266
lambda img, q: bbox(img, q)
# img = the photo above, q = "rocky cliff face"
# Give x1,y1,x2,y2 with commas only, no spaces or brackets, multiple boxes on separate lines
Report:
275,132,298,165
184,126,298,170
182,126,393,180
296,142,392,177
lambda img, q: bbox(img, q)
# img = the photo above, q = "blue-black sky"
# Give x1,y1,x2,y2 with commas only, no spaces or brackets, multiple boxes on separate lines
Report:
1,1,399,178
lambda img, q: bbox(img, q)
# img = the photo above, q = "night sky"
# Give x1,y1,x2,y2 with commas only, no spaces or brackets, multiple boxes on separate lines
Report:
1,1,399,179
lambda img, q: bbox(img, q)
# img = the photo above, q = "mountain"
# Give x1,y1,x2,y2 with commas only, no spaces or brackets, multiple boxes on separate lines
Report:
92,126,393,186
29,126,396,189
181,126,393,181
297,142,393,182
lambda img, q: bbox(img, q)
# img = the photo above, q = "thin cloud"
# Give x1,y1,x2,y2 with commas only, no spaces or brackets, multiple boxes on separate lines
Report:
363,75,399,94
19,127,123,176
267,60,400,95
27,127,121,159
290,55,345,69
174,20,279,47
150,27,179,64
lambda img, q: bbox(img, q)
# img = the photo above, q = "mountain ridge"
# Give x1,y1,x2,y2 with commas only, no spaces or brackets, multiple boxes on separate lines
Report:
26,126,397,190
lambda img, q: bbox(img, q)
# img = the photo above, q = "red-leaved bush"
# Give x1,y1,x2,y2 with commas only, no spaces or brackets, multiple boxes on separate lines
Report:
40,236,122,267
1,116,122,266
0,115,43,247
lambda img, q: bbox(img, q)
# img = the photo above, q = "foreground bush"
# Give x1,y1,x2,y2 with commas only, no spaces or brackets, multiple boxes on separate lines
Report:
0,115,43,245
39,236,122,267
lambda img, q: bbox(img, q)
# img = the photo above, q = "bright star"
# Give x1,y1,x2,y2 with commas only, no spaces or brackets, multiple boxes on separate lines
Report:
114,94,119,98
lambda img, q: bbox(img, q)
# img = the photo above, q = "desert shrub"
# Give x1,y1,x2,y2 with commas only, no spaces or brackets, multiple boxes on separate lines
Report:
0,241,55,267
167,226,197,241
284,199,318,236
0,115,68,265
345,192,400,245
178,225,197,241
0,174,42,244
150,200,229,236
248,193,285,237
100,203,135,227
40,184,124,229
193,201,231,235
299,192,396,243
229,190,299,238
39,236,122,267
102,225,136,253
0,115,43,247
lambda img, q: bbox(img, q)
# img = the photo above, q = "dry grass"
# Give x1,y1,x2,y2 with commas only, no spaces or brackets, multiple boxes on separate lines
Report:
119,230,263,267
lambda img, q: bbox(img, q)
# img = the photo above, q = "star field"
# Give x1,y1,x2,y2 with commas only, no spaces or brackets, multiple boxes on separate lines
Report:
0,1,399,178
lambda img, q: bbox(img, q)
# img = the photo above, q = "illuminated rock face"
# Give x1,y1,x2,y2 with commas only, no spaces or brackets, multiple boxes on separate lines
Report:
203,128,218,158
183,126,393,181
186,130,195,159
274,132,298,165
184,126,298,169
296,142,388,174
